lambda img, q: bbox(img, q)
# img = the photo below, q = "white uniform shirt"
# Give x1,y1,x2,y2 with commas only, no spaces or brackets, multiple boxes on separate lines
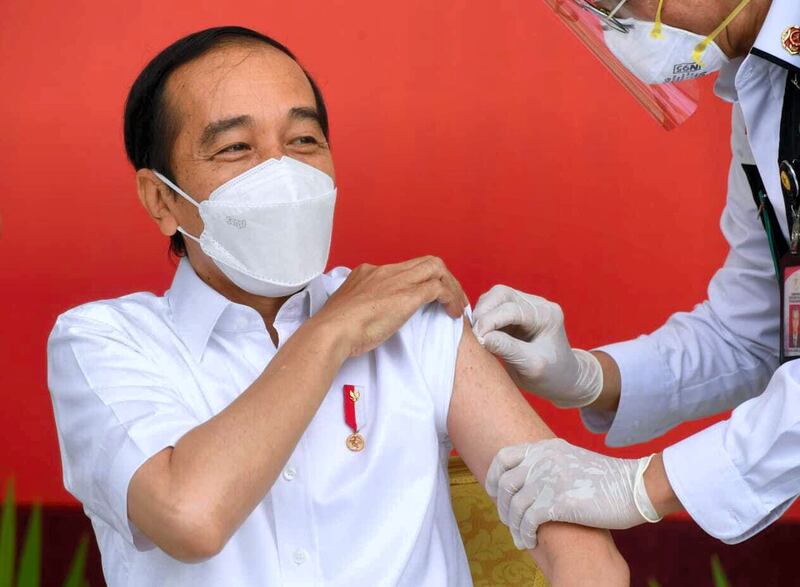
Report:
582,0,800,544
47,259,472,587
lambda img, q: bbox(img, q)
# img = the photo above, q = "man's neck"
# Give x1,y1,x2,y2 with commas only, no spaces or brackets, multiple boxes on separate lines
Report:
660,0,772,58
723,0,772,57
186,252,289,342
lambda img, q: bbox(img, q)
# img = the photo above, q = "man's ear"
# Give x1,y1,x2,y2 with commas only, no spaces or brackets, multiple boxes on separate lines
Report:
136,169,179,237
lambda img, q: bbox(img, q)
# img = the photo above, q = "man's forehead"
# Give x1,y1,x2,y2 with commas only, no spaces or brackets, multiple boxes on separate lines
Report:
164,43,314,129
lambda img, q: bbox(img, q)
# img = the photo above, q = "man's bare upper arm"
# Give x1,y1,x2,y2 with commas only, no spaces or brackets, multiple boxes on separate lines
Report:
447,318,555,485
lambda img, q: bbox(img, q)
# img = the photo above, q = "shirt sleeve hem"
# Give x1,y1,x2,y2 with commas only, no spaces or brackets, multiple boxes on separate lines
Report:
592,337,679,447
663,421,767,543
439,312,467,439
106,422,195,550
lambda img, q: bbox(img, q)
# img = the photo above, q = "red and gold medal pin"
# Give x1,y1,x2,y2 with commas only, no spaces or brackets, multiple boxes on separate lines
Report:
783,26,800,56
343,384,366,452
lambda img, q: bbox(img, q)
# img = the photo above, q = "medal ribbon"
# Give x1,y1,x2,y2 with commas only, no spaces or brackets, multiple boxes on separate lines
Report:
343,384,362,433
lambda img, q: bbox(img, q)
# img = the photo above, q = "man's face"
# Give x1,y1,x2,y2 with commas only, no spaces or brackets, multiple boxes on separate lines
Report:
160,42,334,266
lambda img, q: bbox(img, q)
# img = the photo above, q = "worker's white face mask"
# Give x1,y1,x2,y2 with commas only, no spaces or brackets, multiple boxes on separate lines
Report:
154,157,336,298
603,18,729,85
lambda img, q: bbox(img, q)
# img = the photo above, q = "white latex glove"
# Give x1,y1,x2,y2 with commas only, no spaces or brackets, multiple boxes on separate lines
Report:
485,439,661,550
472,284,603,408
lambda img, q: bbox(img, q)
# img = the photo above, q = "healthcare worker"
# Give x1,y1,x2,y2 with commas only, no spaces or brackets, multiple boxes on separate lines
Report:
476,0,800,550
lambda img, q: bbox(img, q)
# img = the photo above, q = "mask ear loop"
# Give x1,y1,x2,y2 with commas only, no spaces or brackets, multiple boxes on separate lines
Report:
152,170,203,242
691,0,751,66
650,0,665,39
152,170,201,208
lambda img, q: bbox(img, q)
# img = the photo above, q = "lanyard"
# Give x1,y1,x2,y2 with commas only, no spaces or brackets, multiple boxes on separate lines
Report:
757,189,782,282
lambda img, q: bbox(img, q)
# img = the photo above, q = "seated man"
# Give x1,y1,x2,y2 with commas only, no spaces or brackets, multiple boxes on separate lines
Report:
47,26,628,586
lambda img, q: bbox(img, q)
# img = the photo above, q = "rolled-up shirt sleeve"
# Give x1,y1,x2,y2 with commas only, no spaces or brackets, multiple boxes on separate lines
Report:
47,309,199,548
408,303,467,441
663,360,800,543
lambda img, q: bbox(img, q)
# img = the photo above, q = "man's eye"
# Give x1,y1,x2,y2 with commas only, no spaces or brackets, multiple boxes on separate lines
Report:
292,136,320,146
218,143,251,155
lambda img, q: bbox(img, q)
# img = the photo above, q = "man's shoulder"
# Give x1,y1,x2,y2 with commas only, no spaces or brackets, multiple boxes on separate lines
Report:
319,266,465,335
51,290,167,339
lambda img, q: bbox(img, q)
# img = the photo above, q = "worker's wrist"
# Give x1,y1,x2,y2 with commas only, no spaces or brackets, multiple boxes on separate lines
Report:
585,351,622,413
556,349,603,408
642,452,683,518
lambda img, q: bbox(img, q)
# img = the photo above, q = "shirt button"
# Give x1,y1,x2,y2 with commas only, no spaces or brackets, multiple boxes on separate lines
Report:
293,548,308,565
282,467,297,481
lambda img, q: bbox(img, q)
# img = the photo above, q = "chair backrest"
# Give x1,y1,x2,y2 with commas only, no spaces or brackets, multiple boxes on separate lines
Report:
449,456,549,587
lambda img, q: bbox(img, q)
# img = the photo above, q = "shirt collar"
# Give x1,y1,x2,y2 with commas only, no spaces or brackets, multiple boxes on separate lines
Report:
166,258,330,361
750,0,800,73
715,0,800,103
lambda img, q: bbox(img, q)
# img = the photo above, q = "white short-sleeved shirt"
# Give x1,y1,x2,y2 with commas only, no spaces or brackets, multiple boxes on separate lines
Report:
47,259,472,587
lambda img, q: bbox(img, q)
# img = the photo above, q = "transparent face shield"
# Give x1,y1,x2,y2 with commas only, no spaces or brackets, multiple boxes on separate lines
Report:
546,0,749,130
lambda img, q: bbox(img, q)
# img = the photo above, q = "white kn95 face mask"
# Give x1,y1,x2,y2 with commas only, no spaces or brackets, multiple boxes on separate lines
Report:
603,18,729,85
154,156,337,298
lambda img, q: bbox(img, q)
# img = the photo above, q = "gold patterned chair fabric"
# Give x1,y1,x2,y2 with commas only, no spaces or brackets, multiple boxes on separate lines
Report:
449,456,549,587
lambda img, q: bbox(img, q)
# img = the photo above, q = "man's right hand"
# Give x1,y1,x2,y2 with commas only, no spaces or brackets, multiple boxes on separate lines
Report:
471,285,603,408
313,256,468,357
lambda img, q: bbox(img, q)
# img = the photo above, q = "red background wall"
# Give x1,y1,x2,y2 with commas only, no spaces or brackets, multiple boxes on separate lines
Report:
2,0,794,520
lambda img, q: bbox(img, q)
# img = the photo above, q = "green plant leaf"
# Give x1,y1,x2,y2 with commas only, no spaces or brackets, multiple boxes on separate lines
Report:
647,579,662,587
62,535,88,587
0,479,16,587
711,554,731,587
16,503,40,587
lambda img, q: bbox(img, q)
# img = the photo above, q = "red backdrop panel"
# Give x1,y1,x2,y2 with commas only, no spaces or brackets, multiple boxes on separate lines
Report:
1,0,793,520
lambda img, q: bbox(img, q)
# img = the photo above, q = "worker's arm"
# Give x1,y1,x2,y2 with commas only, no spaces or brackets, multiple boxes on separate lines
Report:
123,258,466,561
473,106,778,447
583,106,779,445
448,322,629,586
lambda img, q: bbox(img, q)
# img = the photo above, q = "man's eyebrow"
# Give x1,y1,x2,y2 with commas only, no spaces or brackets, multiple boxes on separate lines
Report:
289,106,322,127
198,115,254,149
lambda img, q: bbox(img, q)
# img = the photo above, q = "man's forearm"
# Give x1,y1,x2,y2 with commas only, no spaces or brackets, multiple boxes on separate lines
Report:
131,315,349,556
449,325,629,584
532,524,629,586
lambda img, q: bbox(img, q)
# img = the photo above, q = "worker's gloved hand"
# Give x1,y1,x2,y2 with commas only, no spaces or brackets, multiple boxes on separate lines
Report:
485,439,661,550
472,285,602,408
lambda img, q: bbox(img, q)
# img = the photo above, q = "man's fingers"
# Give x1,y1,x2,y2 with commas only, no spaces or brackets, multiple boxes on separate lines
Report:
411,274,465,318
401,255,449,283
437,271,468,318
399,257,466,317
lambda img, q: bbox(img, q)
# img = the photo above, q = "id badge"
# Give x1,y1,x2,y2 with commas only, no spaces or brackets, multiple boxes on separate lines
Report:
780,256,800,363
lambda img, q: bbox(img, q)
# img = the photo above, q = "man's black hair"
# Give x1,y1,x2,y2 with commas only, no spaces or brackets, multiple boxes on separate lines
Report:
123,26,329,257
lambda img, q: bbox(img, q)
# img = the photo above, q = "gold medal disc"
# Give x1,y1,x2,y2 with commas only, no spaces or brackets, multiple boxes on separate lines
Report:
346,432,365,452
